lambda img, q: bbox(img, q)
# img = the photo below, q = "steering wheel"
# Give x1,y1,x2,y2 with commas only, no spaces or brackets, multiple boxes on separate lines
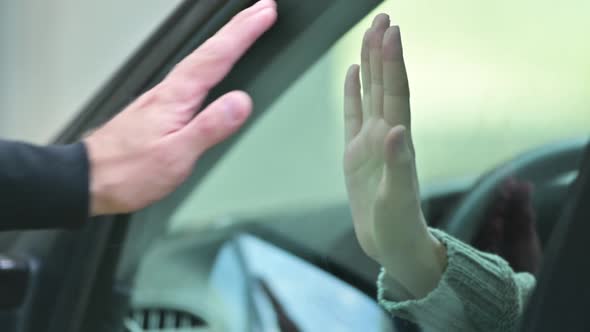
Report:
439,137,589,244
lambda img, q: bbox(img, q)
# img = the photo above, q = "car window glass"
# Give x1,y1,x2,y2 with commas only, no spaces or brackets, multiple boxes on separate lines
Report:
170,0,590,230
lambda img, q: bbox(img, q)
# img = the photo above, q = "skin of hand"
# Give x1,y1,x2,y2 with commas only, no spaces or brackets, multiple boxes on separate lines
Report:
83,0,277,216
343,14,447,300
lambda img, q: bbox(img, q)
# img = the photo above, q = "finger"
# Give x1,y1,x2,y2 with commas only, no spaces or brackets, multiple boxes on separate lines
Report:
371,13,390,29
383,26,414,154
177,90,253,155
361,15,389,117
383,126,418,198
182,0,277,86
344,65,363,144
361,28,373,113
159,1,277,108
369,14,389,118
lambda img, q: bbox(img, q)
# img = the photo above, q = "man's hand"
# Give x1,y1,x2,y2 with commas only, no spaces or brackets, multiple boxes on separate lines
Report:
343,14,445,299
84,0,277,215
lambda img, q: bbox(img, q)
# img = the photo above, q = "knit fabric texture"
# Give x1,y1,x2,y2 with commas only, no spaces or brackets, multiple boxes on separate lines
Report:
378,228,536,332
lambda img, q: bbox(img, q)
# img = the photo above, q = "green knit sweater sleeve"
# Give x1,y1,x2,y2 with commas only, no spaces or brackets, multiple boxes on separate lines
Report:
377,228,536,332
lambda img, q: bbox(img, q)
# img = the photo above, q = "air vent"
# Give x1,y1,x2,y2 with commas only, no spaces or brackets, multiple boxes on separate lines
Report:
124,308,206,331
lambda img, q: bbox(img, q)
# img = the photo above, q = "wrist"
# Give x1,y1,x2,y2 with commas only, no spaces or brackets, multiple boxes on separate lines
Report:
381,230,448,299
381,269,415,301
83,135,120,216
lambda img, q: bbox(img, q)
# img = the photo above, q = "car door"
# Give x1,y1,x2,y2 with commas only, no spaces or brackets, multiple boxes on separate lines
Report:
0,1,384,332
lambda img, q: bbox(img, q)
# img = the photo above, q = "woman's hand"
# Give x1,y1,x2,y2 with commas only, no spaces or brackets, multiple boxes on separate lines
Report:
343,14,446,299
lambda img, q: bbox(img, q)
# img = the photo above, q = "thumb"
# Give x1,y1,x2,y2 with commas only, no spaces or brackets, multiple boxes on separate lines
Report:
383,125,417,194
176,90,253,155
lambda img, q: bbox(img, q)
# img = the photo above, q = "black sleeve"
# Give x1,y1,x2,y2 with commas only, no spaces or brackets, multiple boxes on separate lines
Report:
0,140,90,230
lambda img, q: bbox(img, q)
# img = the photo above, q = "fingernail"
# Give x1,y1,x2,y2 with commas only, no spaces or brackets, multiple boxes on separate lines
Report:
224,98,242,123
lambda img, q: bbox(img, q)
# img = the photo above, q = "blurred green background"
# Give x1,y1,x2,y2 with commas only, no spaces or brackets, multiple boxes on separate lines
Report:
171,0,589,230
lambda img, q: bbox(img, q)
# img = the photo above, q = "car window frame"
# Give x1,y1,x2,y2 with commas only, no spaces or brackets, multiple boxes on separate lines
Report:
46,1,246,331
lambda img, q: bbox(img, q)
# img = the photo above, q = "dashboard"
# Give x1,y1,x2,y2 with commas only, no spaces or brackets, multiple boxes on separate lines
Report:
128,231,396,331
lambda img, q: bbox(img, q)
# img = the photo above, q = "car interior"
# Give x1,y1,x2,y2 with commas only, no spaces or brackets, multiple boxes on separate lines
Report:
116,137,587,332
0,0,589,331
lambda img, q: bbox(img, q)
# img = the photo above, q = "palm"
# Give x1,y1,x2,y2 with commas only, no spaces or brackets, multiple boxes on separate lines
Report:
344,119,393,257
